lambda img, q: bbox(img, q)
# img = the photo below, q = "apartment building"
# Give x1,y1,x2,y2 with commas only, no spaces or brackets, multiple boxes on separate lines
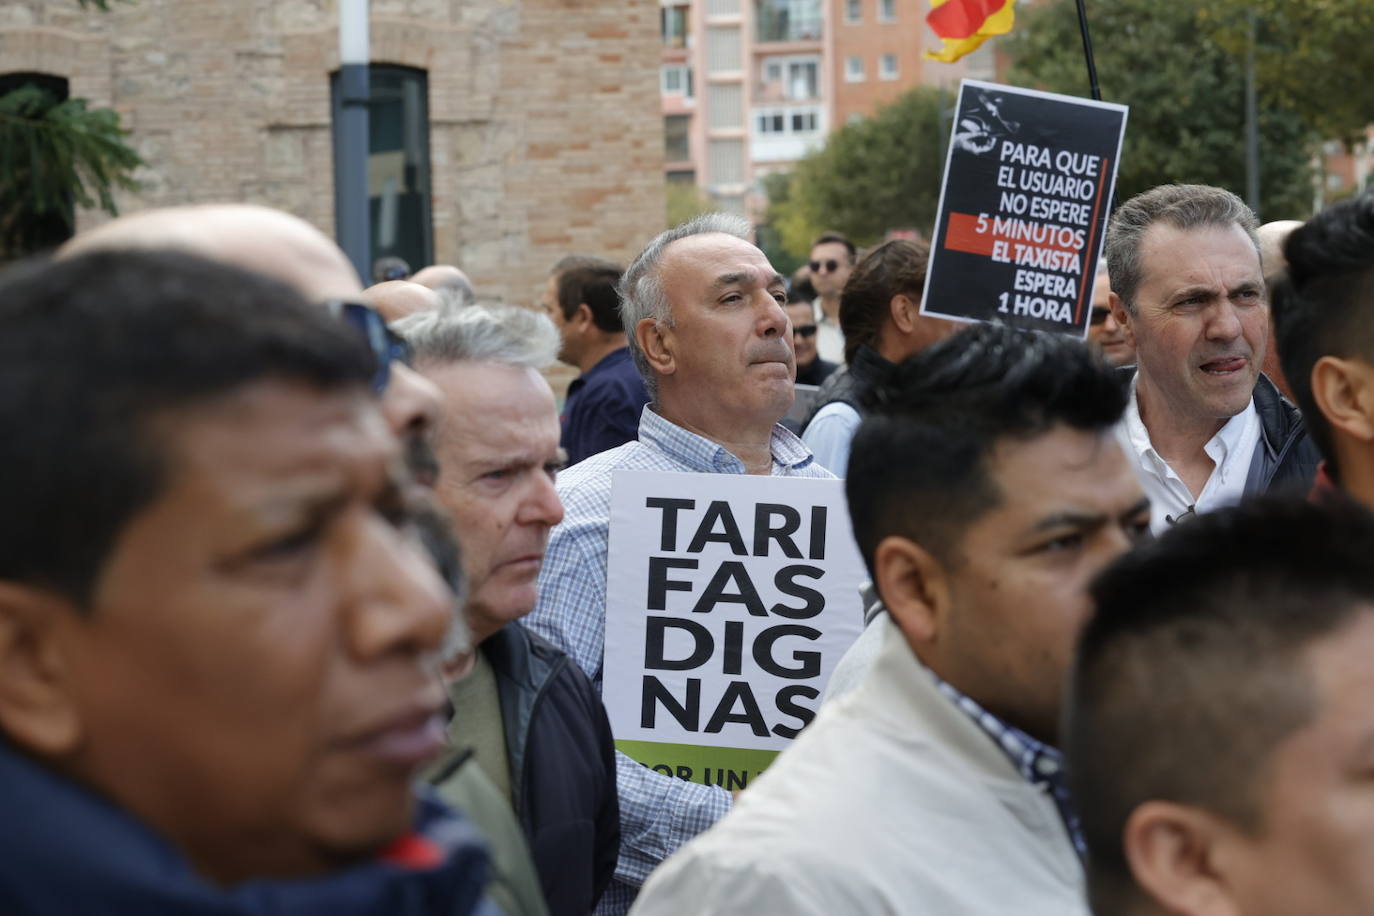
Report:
660,0,996,217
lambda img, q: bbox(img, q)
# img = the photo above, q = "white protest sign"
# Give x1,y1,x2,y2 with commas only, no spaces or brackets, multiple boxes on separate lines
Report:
603,470,867,791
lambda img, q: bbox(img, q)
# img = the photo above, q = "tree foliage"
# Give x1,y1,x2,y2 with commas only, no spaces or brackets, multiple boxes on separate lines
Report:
764,87,949,260
0,84,143,257
1007,0,1372,222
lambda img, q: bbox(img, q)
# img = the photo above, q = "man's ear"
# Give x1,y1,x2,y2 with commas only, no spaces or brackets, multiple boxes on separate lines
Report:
574,303,596,333
889,294,919,336
0,582,83,757
1311,356,1374,443
1123,801,1244,916
1109,292,1137,349
873,535,949,651
635,316,675,378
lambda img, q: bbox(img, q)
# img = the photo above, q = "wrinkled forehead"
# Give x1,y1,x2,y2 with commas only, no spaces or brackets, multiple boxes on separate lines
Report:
661,232,782,294
1140,220,1262,281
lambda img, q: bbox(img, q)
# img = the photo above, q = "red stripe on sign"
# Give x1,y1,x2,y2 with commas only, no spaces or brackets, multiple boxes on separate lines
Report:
945,211,1082,259
926,0,1008,40
1073,156,1111,327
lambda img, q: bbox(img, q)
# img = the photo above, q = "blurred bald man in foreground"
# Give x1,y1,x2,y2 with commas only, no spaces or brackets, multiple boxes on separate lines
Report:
63,204,443,485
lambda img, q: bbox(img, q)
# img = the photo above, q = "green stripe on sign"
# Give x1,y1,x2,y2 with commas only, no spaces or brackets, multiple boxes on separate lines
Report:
616,740,780,791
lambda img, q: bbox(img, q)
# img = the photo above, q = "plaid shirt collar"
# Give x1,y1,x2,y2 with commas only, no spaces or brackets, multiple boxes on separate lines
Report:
932,675,1086,858
638,405,817,474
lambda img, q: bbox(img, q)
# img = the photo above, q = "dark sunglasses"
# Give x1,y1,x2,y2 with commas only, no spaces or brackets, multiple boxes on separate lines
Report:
792,323,818,338
325,300,413,393
809,259,841,273
1089,306,1111,327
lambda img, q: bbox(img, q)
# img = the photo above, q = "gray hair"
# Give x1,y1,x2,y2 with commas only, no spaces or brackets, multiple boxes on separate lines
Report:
1105,184,1260,314
394,302,559,370
618,212,753,398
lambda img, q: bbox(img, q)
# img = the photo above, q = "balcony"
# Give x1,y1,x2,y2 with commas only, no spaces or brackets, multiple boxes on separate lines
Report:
754,0,822,43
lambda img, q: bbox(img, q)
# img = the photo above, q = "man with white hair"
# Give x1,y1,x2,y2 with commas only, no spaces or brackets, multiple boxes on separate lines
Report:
397,306,620,916
527,213,832,913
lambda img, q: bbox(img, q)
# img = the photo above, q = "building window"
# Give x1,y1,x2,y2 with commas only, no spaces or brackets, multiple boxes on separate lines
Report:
665,114,691,161
845,55,865,82
791,110,818,132
845,0,861,23
757,112,786,133
880,53,898,80
662,4,690,48
754,105,822,138
759,55,820,100
662,65,695,98
331,65,433,273
755,0,823,42
879,0,895,21
764,60,783,82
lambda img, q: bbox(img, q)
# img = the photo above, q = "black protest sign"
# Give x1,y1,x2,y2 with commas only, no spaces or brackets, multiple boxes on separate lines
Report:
921,79,1127,336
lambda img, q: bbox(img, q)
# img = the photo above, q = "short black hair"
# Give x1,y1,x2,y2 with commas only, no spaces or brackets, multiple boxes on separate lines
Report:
552,255,624,333
839,238,930,364
845,322,1126,577
1272,190,1374,481
1067,496,1374,914
0,248,374,606
810,231,856,262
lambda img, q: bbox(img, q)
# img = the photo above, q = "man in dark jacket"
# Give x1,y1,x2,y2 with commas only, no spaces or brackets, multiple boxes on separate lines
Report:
801,238,957,475
0,250,493,915
1105,184,1321,533
398,305,621,916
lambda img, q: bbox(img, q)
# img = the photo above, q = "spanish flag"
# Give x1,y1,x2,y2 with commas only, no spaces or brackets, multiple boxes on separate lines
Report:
924,0,1016,63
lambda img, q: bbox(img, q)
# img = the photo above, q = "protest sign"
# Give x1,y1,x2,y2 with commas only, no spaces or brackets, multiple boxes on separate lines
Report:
603,470,867,791
921,79,1127,337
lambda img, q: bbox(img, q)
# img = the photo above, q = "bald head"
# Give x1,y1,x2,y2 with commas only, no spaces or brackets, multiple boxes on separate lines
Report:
364,280,440,323
410,264,473,301
1259,220,1304,286
62,204,362,302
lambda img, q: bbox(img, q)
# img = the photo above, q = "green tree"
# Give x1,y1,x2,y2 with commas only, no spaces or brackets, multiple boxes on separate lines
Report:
1007,0,1372,221
1,0,141,258
764,87,949,261
665,180,716,228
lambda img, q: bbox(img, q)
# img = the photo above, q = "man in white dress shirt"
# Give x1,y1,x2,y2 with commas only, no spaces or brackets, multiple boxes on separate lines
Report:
1104,184,1319,534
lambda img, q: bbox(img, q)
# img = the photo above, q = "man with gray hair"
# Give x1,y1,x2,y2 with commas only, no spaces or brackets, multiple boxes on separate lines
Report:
397,305,620,916
527,213,833,913
1104,184,1319,534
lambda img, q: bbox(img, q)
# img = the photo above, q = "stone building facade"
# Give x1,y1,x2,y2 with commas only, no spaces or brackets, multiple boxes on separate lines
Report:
0,0,667,307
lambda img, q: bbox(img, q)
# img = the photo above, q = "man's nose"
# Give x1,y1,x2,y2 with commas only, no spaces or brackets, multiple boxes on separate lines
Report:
343,516,452,662
381,364,442,441
1206,300,1244,341
517,471,565,528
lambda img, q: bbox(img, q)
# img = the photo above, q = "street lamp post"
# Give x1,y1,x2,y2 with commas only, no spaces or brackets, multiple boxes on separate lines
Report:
336,0,371,283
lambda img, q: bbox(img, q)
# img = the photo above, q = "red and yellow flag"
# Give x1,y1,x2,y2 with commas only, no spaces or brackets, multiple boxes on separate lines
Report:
924,0,1016,63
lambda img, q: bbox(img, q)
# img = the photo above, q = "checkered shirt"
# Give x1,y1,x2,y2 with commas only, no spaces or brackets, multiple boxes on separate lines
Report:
934,678,1087,858
526,405,831,914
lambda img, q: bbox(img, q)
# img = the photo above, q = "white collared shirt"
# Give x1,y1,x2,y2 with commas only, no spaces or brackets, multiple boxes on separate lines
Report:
812,299,846,365
1117,378,1262,535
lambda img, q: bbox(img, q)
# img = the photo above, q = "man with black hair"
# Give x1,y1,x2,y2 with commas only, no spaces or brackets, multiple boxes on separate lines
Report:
631,323,1149,916
1067,496,1374,916
808,231,856,364
0,250,493,914
1271,190,1374,510
800,238,956,475
541,255,649,465
1104,184,1319,534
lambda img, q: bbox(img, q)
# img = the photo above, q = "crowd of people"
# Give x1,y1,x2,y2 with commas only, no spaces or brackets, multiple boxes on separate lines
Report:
2,177,1374,916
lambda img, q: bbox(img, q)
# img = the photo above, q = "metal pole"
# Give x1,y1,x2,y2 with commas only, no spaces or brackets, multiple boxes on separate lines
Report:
1244,9,1260,216
1074,0,1102,102
336,0,371,283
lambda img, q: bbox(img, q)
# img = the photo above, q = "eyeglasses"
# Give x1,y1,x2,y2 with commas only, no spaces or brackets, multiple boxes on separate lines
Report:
325,300,414,393
1089,306,1111,326
792,323,818,338
809,259,842,274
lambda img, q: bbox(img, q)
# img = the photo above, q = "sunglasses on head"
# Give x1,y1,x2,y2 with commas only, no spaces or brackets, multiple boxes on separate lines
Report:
809,259,841,274
1089,306,1111,327
792,323,818,338
324,300,414,393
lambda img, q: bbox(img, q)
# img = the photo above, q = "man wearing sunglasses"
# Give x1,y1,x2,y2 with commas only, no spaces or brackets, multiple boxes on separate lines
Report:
1086,266,1135,367
61,204,444,486
785,300,838,386
808,231,856,365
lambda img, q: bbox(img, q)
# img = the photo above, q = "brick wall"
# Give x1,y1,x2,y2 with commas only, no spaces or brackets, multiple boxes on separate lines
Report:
0,0,666,308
